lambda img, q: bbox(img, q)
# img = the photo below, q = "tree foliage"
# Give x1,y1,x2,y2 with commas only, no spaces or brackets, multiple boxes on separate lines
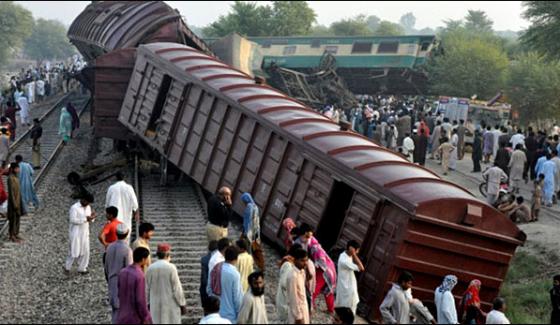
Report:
366,15,381,32
464,10,494,33
426,31,509,99
269,1,316,36
329,15,372,36
520,1,560,59
506,52,560,122
373,21,405,36
202,2,273,37
0,1,33,66
24,18,75,62
202,1,316,37
399,12,416,33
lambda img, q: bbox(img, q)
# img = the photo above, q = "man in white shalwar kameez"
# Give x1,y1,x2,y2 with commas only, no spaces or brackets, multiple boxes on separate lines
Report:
450,130,459,170
146,244,186,324
276,256,294,324
105,172,139,241
238,271,269,324
335,240,365,315
65,195,95,273
17,95,31,126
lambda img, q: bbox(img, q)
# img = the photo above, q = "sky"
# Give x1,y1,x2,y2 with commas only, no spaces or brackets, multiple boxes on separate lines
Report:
16,1,529,31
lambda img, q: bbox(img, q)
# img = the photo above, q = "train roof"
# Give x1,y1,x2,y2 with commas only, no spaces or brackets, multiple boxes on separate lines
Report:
205,34,437,45
138,42,524,242
68,1,211,61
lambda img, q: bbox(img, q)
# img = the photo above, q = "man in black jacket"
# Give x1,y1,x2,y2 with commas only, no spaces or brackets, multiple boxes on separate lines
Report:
206,186,232,242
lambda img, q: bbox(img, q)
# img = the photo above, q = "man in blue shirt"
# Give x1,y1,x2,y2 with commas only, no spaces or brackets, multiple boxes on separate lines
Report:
220,246,244,323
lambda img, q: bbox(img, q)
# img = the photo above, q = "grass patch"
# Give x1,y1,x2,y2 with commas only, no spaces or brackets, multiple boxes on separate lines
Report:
500,251,552,324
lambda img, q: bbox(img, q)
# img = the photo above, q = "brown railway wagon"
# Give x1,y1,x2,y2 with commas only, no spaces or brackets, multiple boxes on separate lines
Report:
68,1,213,139
67,1,211,62
118,42,525,322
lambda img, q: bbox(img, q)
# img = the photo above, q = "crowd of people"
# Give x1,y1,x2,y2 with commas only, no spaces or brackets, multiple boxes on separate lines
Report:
320,96,560,224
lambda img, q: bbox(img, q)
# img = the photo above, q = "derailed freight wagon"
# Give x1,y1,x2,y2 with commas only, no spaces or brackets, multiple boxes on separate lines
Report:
68,1,213,139
119,43,526,321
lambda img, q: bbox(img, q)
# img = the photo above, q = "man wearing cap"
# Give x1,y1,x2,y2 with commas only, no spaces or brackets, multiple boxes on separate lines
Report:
105,223,132,323
146,243,186,324
65,194,96,274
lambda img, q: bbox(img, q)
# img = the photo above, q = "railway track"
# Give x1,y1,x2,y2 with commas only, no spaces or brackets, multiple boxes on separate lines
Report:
136,173,280,324
0,92,91,238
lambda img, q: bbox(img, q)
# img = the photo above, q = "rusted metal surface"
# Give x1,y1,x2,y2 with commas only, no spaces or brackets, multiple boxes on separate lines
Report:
90,48,137,139
68,1,212,61
68,1,214,140
267,53,359,110
118,42,525,322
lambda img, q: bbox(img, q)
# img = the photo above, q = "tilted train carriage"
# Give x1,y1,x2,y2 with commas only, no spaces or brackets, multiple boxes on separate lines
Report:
249,35,436,94
117,42,525,321
67,1,213,139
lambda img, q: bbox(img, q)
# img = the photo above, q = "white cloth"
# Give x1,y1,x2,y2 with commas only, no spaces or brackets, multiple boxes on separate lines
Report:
483,167,508,196
486,310,510,324
379,283,410,324
402,137,415,157
36,80,45,96
207,250,225,296
105,180,139,234
275,261,294,323
17,97,30,125
492,129,502,159
25,82,35,104
552,157,560,192
199,313,232,324
434,289,458,324
146,259,186,324
237,291,269,324
66,202,92,272
510,133,525,149
450,133,459,170
335,251,360,314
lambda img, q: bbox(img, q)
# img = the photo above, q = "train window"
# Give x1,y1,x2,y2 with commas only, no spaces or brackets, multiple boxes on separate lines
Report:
261,41,271,48
421,42,430,51
351,41,373,53
283,46,297,55
325,46,338,54
377,41,399,53
311,39,321,48
147,74,172,133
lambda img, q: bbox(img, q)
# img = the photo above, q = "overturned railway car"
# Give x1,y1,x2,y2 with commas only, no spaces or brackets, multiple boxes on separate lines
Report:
119,43,525,321
68,1,213,139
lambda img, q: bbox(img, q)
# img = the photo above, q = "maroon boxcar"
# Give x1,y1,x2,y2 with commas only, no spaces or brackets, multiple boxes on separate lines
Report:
118,42,525,321
68,1,213,139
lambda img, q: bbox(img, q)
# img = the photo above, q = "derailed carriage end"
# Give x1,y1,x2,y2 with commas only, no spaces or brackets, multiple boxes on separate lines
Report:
67,1,214,141
118,42,526,322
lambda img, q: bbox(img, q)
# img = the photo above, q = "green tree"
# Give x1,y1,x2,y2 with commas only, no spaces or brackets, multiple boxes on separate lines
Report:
464,10,494,33
24,19,75,63
426,31,509,99
520,1,560,59
269,1,316,36
506,52,560,122
373,21,405,36
329,15,372,36
366,15,381,32
399,12,416,33
309,24,331,36
202,1,316,37
0,1,33,66
202,1,273,37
